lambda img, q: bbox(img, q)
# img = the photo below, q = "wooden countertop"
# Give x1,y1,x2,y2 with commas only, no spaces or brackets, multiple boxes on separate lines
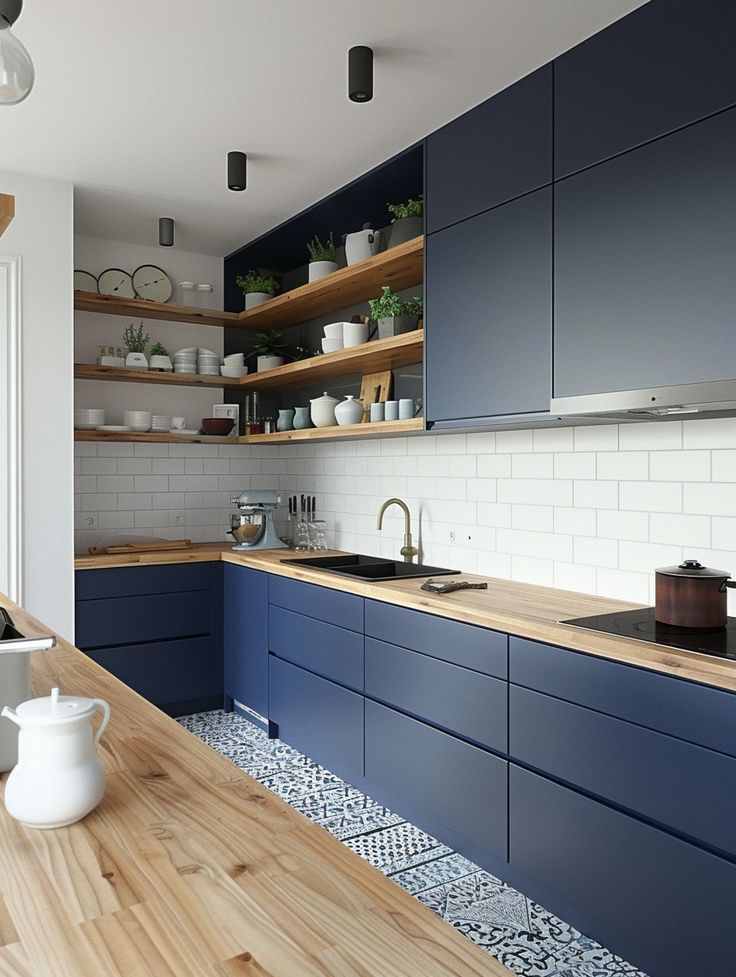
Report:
76,544,736,694
0,593,509,977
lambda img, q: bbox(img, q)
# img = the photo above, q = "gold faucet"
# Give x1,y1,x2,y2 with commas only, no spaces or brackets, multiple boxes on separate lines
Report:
376,497,419,564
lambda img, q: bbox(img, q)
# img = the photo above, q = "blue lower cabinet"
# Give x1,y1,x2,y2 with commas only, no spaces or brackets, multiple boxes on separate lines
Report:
509,765,736,977
223,564,268,717
269,575,363,632
268,655,364,782
269,605,363,691
365,700,508,861
87,637,214,716
75,563,212,601
76,591,211,649
365,637,507,751
510,685,736,859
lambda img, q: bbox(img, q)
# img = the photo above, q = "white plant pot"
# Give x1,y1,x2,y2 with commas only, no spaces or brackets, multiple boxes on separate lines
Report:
148,354,173,372
125,352,148,371
257,354,286,372
308,260,338,283
245,291,272,310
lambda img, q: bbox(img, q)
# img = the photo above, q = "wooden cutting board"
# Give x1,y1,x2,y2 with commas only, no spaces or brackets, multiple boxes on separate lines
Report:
88,539,193,555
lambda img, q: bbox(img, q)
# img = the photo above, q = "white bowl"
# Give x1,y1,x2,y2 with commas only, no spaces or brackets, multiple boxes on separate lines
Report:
323,322,346,340
175,347,197,355
174,365,197,373
123,411,152,432
321,337,343,355
151,415,172,431
198,348,218,357
342,321,370,347
74,409,105,429
221,365,248,378
223,352,245,363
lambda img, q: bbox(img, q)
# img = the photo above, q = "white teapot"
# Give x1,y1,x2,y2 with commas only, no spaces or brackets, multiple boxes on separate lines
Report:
310,391,340,428
1,687,110,829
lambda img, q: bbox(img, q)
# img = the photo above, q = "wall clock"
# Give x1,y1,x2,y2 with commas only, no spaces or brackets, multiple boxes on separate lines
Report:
132,264,172,303
98,268,135,298
74,270,98,293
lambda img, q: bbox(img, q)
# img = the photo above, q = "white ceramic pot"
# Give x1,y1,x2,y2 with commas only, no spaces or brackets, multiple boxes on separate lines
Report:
310,391,340,428
1,687,110,829
343,321,369,347
125,352,148,371
149,354,173,372
334,395,364,426
257,354,286,372
245,291,272,310
308,260,338,283
344,229,382,265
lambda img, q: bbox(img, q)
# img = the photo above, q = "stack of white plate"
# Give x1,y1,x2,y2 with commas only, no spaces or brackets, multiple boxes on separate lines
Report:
173,347,198,374
151,414,173,432
122,410,152,432
74,408,105,429
198,347,221,376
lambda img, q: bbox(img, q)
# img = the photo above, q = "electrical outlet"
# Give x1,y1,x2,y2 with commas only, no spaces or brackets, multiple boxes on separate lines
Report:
83,514,98,530
170,511,186,527
449,531,456,542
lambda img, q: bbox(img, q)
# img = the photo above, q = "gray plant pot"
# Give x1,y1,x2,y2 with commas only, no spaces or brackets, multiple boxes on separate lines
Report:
377,315,419,339
388,216,423,248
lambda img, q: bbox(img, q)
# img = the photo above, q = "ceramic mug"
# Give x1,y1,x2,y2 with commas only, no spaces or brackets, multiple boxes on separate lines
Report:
171,416,185,430
399,399,414,419
385,400,399,421
278,408,295,431
370,402,385,422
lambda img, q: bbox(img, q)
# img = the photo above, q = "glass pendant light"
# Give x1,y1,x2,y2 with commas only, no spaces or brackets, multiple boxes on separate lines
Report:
0,1,34,105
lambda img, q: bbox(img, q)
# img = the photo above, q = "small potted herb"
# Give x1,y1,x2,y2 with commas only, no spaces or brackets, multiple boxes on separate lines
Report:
235,270,279,310
250,330,290,372
306,232,337,282
123,322,149,370
368,286,423,339
148,341,172,372
387,196,423,248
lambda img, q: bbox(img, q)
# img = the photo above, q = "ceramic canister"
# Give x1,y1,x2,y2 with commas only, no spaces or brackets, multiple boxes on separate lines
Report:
310,392,340,428
277,408,295,431
334,395,364,426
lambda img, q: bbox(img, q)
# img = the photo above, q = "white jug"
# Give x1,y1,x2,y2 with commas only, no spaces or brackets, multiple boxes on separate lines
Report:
1,687,110,829
344,228,382,266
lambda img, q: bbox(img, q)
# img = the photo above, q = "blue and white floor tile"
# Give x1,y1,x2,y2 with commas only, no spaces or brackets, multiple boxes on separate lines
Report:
178,710,648,977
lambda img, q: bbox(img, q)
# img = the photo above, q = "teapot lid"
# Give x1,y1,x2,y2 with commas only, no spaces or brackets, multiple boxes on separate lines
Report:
16,687,99,724
310,391,339,404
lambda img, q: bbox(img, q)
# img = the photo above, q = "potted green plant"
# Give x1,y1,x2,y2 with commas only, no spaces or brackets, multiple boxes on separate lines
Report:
386,196,423,248
148,341,173,372
250,330,290,372
368,287,423,339
123,322,149,371
235,270,279,310
306,232,337,282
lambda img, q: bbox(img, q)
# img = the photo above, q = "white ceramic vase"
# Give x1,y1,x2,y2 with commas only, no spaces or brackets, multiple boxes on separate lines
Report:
308,261,338,283
334,395,364,426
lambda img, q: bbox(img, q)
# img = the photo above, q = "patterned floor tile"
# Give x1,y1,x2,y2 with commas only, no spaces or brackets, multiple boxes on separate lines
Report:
391,851,479,895
344,821,452,873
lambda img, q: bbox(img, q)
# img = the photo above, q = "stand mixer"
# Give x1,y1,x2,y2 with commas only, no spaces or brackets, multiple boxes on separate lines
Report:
229,490,287,550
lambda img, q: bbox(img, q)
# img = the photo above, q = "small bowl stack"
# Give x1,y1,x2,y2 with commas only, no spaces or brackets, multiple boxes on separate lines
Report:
173,348,198,374
74,408,105,429
122,410,152,432
151,414,173,432
221,352,247,379
198,348,221,376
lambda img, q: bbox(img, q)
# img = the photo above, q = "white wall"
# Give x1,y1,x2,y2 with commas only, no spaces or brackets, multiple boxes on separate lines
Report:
74,235,224,426
0,169,74,637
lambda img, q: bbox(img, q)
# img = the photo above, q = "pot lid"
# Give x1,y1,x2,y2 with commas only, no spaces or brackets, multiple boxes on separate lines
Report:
656,559,732,579
310,391,339,404
16,687,98,724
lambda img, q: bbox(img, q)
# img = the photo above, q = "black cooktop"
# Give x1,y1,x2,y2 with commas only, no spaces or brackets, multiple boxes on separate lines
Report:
563,607,736,660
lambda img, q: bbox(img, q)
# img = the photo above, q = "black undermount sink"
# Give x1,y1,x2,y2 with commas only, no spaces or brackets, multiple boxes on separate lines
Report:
281,553,460,582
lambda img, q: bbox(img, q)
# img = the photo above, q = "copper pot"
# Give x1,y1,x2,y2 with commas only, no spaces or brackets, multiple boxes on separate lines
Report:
654,559,736,629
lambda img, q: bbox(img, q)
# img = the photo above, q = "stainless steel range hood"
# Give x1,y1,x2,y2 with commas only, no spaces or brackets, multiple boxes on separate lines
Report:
550,380,736,421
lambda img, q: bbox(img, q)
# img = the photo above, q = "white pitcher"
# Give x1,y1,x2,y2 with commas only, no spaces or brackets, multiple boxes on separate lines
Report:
344,228,382,265
1,687,110,829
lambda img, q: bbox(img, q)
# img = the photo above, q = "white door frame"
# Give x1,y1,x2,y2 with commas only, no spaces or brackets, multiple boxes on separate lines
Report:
0,253,22,603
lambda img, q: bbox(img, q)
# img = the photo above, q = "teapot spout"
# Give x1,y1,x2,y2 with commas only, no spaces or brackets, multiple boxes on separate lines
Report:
1,706,21,727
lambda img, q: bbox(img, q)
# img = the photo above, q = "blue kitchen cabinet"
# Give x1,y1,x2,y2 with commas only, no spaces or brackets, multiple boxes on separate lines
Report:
223,564,268,718
509,765,736,977
269,605,363,692
268,575,363,632
75,563,222,716
554,106,736,400
554,0,736,179
425,186,552,427
426,64,552,234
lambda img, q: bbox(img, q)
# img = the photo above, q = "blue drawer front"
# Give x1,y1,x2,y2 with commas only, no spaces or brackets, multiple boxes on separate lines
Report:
268,575,363,632
224,564,268,717
365,600,507,679
86,636,212,707
365,700,508,860
269,606,364,691
75,563,212,600
268,656,363,782
76,591,211,649
510,636,736,759
510,765,736,977
365,637,507,752
510,685,736,859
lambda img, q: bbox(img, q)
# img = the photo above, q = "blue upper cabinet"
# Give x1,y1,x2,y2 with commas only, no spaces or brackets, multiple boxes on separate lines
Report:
223,564,269,718
426,186,552,426
426,64,552,234
554,0,736,180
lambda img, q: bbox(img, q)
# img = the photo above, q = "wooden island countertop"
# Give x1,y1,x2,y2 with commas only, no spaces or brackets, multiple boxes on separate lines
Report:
0,593,511,977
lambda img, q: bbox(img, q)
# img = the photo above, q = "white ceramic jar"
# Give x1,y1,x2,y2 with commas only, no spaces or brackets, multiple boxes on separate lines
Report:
334,395,364,426
310,391,340,428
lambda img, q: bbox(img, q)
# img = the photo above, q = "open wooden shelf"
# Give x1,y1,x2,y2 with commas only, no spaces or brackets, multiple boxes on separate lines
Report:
73,236,423,334
74,417,424,446
74,330,423,393
74,364,241,389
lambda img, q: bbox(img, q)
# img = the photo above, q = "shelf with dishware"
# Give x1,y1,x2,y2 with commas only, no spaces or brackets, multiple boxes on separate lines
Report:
74,291,241,327
74,429,241,445
73,363,243,389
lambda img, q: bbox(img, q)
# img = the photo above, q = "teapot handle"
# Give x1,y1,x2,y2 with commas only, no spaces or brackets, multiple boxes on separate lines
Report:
92,699,110,746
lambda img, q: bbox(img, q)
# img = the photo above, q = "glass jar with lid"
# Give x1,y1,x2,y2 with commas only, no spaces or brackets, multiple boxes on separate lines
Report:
178,281,195,306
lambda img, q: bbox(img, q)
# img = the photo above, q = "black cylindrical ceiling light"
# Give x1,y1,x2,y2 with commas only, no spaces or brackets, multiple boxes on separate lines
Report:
227,151,247,191
348,45,373,103
158,217,174,247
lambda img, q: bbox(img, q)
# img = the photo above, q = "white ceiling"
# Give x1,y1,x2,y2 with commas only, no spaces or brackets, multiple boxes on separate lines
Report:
0,0,646,257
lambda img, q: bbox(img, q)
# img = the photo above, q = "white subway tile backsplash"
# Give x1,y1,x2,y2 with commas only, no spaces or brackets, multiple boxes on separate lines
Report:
118,458,153,475
619,421,682,451
116,493,152,510
573,480,618,510
497,429,534,453
554,452,596,480
554,561,597,595
477,455,512,478
683,417,736,449
619,481,682,512
650,513,711,548
596,509,649,542
96,475,135,493
596,451,648,481
511,555,555,587
497,528,573,562
554,507,597,537
81,457,117,475
533,427,574,453
134,443,170,457
684,482,736,517
650,450,710,482
98,510,135,530
711,450,736,482
512,453,553,479
498,478,573,507
712,517,736,551
574,425,619,452
596,567,650,603
574,536,618,568
511,504,554,532
618,540,682,574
